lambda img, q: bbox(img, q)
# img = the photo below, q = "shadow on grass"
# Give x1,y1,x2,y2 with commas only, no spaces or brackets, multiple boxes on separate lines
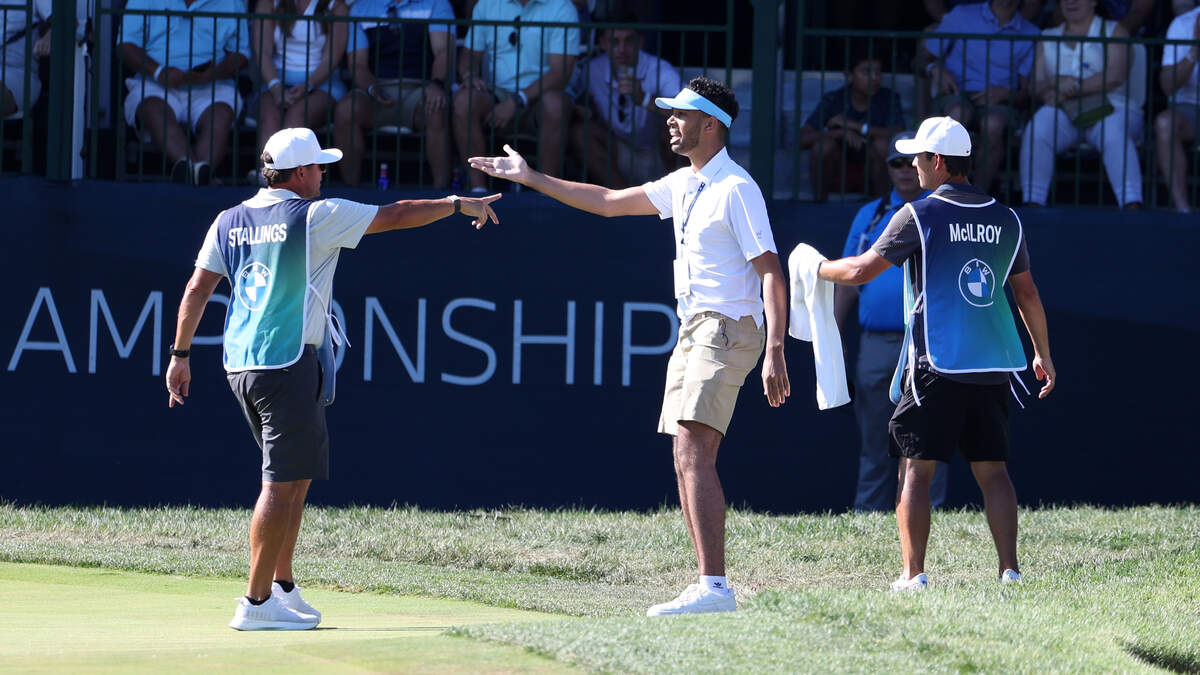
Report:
317,626,447,632
1123,641,1200,674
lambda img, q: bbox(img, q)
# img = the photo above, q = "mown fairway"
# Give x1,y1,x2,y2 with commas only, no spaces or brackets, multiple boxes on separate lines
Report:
1,504,1198,672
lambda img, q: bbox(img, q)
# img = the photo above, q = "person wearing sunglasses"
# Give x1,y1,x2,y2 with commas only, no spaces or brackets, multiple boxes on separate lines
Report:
796,43,907,201
456,0,582,193
334,0,456,187
833,130,948,514
165,128,501,630
571,17,681,188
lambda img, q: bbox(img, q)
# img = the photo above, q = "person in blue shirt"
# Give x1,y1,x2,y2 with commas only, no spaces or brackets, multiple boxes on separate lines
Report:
834,131,947,512
797,44,907,201
332,0,455,187
918,0,1039,194
117,0,250,184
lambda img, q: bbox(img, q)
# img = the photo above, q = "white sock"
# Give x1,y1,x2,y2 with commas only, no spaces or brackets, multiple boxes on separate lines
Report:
700,575,731,595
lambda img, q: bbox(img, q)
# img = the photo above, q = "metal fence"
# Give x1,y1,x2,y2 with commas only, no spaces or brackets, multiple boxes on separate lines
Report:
5,1,1200,209
1,0,36,175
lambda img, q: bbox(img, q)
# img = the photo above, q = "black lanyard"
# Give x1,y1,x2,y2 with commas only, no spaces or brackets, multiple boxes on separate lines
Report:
679,182,706,245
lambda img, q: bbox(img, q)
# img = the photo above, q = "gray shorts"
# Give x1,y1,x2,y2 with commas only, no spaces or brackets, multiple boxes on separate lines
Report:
226,346,329,482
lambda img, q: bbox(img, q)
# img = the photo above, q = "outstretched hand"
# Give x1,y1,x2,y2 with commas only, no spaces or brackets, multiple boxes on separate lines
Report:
468,144,531,186
458,193,502,229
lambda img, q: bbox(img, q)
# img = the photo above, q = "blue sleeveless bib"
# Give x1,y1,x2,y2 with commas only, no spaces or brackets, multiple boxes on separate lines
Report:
216,198,314,371
890,193,1026,402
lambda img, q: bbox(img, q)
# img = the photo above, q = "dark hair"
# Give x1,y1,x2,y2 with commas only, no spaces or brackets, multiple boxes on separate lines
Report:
603,10,640,31
686,76,738,141
261,151,295,186
846,40,882,73
924,151,971,177
275,0,333,37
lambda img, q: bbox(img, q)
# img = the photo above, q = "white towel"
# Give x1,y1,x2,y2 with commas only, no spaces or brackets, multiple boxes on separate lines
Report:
787,243,851,410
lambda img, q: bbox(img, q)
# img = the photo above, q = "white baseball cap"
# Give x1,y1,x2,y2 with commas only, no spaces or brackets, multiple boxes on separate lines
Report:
894,116,971,157
262,127,343,170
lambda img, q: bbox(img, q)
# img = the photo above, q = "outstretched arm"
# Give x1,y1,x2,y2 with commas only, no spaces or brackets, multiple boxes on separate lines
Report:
166,267,224,407
365,193,501,234
1008,270,1055,398
470,144,659,218
817,250,893,286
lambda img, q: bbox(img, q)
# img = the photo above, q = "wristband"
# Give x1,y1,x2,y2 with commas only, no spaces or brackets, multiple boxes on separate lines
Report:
924,61,939,74
516,90,528,108
267,78,281,90
153,64,165,82
449,195,461,214
641,88,652,107
368,83,376,97
168,343,190,358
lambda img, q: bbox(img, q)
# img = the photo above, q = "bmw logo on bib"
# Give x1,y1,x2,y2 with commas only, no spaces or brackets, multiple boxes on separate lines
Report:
958,258,995,307
235,262,273,312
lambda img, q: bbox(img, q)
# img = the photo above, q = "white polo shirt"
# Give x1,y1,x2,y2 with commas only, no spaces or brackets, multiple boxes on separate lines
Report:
642,147,777,326
196,188,379,345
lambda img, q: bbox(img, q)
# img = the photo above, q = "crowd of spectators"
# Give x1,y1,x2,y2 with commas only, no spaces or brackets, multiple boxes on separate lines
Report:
3,0,1199,208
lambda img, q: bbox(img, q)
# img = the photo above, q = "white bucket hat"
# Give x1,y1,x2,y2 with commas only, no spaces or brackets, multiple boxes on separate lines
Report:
262,128,343,170
894,116,971,157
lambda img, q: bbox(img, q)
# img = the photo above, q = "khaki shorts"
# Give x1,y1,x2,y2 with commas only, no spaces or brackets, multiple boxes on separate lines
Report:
932,93,1021,130
657,312,765,437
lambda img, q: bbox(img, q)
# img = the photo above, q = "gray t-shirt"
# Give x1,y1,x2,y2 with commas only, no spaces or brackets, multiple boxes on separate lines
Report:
871,182,1030,385
196,188,379,346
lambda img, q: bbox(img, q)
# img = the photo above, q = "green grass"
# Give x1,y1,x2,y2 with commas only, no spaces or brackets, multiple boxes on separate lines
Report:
1,504,1199,672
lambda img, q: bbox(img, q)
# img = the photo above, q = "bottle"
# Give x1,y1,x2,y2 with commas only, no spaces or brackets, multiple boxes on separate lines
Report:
377,163,389,190
450,167,463,192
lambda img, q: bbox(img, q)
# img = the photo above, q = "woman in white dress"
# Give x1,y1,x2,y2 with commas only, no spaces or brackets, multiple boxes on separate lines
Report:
252,0,349,141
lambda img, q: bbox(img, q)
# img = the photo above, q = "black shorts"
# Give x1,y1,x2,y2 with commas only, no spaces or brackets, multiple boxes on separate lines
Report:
888,369,1010,463
226,346,330,482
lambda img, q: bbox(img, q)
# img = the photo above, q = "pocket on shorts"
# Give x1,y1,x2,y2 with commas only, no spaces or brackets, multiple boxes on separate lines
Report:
690,316,731,351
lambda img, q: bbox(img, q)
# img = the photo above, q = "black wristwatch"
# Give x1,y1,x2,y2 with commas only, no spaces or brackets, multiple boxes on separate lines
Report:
168,344,190,358
449,195,462,214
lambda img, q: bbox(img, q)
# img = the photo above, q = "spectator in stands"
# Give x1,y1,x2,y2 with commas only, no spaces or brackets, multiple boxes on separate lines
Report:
834,130,948,512
251,0,350,147
918,0,1039,194
333,0,455,188
797,45,906,201
118,0,250,185
1048,0,1156,34
2,0,51,117
924,0,1044,24
1155,4,1200,212
455,0,581,192
571,19,680,187
1019,0,1144,209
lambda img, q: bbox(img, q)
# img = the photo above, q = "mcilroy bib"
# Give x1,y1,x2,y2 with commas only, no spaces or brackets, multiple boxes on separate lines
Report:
217,198,314,371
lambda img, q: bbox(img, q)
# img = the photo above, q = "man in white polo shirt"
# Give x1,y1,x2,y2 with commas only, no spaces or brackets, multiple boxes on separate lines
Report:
165,128,500,630
469,76,790,616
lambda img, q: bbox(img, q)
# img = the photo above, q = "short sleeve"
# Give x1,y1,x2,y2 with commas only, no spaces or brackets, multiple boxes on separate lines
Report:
221,15,251,59
347,22,369,56
659,60,681,98
542,3,581,55
1162,15,1190,66
803,91,837,129
925,9,962,60
119,0,147,46
308,199,379,250
465,2,491,53
642,175,674,220
726,182,777,260
871,205,920,266
429,0,454,34
195,215,228,276
1014,37,1035,78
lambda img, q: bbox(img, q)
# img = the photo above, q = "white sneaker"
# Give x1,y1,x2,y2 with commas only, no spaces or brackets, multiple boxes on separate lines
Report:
1000,569,1022,583
228,594,319,631
646,583,736,616
891,573,929,591
273,582,322,622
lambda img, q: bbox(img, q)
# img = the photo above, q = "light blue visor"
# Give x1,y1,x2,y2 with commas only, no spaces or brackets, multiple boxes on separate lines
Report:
654,87,733,128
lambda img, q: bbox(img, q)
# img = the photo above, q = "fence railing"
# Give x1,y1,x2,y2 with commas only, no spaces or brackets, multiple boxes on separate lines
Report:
5,2,1200,210
1,0,37,175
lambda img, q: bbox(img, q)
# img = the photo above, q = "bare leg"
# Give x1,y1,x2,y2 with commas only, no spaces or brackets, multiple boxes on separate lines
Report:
674,421,726,576
136,98,189,164
272,479,311,584
977,110,1008,194
333,92,378,186
897,457,937,580
970,461,1019,575
291,90,334,131
869,134,890,197
1155,110,1194,212
257,95,285,149
537,90,567,178
672,434,699,563
246,480,308,600
423,98,451,189
453,87,496,191
3,87,16,116
192,103,235,169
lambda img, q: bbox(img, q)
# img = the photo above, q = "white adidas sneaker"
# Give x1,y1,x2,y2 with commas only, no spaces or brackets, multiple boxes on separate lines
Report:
228,594,319,631
273,582,322,623
1000,569,1022,584
890,573,929,591
646,583,737,616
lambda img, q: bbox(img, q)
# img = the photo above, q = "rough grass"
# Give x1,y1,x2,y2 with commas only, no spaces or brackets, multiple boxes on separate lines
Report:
1,503,1197,672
